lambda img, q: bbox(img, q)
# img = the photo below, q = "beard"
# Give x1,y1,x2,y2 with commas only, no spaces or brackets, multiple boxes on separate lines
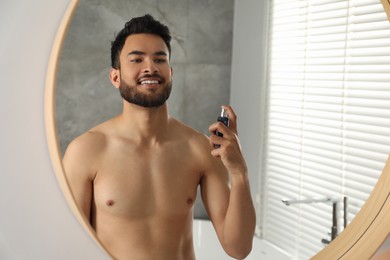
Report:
119,76,172,108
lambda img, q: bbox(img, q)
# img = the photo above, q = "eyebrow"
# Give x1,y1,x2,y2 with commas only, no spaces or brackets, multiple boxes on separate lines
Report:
127,50,168,57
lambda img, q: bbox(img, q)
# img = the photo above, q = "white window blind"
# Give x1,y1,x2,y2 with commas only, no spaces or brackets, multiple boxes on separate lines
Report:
262,0,390,258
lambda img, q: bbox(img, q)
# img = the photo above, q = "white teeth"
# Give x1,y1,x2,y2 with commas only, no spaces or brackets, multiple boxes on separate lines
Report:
141,80,159,85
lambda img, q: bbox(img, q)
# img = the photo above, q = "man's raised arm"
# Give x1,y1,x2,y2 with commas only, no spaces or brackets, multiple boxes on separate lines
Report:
201,105,256,259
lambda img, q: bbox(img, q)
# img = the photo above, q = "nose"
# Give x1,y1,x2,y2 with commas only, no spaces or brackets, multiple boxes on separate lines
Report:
142,59,159,74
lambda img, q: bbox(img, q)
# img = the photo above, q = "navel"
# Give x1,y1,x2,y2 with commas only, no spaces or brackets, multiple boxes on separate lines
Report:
106,199,115,207
187,198,194,205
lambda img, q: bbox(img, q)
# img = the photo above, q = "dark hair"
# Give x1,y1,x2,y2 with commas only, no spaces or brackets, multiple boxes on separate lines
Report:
111,14,172,69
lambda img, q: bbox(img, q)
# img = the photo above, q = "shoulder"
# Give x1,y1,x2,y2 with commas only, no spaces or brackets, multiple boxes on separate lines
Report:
65,129,107,158
64,117,118,158
169,118,211,148
62,125,109,178
169,118,223,168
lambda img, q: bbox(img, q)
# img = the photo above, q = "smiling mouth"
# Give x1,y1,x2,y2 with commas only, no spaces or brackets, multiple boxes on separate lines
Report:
139,79,161,85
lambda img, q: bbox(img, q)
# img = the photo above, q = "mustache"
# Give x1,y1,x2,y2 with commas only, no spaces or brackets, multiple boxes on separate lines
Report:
137,73,163,82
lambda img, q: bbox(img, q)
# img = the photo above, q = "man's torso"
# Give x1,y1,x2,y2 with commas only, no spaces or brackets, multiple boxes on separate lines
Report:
86,118,211,260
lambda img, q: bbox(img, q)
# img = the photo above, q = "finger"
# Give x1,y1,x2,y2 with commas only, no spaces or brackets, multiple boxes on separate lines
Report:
209,133,226,147
208,121,230,136
210,148,220,158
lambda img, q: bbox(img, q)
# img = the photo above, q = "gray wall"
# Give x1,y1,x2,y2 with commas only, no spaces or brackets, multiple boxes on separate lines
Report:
56,0,234,219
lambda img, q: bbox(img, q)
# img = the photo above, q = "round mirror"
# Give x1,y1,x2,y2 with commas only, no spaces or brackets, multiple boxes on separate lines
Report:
47,0,390,259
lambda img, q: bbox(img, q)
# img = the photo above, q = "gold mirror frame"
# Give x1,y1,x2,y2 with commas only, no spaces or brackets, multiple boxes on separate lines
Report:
312,155,390,259
45,0,390,259
382,0,390,19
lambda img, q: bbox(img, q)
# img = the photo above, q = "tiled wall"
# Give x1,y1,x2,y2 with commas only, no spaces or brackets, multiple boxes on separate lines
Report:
56,0,234,218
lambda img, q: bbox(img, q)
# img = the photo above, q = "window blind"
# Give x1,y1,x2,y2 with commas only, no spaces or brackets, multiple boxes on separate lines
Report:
262,0,390,258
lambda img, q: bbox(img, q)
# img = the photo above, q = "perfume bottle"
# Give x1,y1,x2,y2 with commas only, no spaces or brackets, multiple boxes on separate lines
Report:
214,108,229,148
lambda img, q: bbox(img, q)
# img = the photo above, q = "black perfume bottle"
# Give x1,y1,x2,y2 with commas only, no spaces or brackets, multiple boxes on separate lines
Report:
214,108,229,148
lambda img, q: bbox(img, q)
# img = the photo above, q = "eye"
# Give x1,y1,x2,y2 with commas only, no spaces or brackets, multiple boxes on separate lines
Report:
155,58,167,63
130,58,142,63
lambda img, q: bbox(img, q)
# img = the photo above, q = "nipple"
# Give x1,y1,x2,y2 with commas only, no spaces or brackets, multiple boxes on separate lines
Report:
106,200,115,206
187,198,194,205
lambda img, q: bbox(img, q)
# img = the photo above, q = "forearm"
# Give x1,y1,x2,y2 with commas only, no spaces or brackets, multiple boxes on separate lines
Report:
221,171,256,258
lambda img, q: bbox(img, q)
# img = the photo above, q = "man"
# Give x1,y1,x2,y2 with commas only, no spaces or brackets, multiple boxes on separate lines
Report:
63,14,255,260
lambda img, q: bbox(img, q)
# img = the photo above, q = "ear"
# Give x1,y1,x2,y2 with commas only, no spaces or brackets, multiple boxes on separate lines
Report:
109,68,120,89
170,66,173,79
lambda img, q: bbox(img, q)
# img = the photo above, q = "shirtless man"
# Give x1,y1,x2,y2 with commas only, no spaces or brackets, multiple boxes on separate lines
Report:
63,14,256,260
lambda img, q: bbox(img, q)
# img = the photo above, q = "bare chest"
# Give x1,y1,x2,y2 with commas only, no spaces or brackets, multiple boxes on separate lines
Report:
92,142,203,219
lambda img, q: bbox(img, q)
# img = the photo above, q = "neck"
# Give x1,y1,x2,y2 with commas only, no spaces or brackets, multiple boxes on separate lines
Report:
116,101,170,144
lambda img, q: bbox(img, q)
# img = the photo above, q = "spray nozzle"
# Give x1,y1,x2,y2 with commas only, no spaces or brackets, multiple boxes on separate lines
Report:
220,108,228,118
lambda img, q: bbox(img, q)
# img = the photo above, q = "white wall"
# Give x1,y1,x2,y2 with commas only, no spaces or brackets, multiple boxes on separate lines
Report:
230,0,269,210
0,1,108,259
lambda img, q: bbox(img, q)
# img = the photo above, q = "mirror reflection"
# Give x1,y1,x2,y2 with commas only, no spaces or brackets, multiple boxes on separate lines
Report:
56,0,233,155
56,0,233,225
56,0,390,259
57,1,258,259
